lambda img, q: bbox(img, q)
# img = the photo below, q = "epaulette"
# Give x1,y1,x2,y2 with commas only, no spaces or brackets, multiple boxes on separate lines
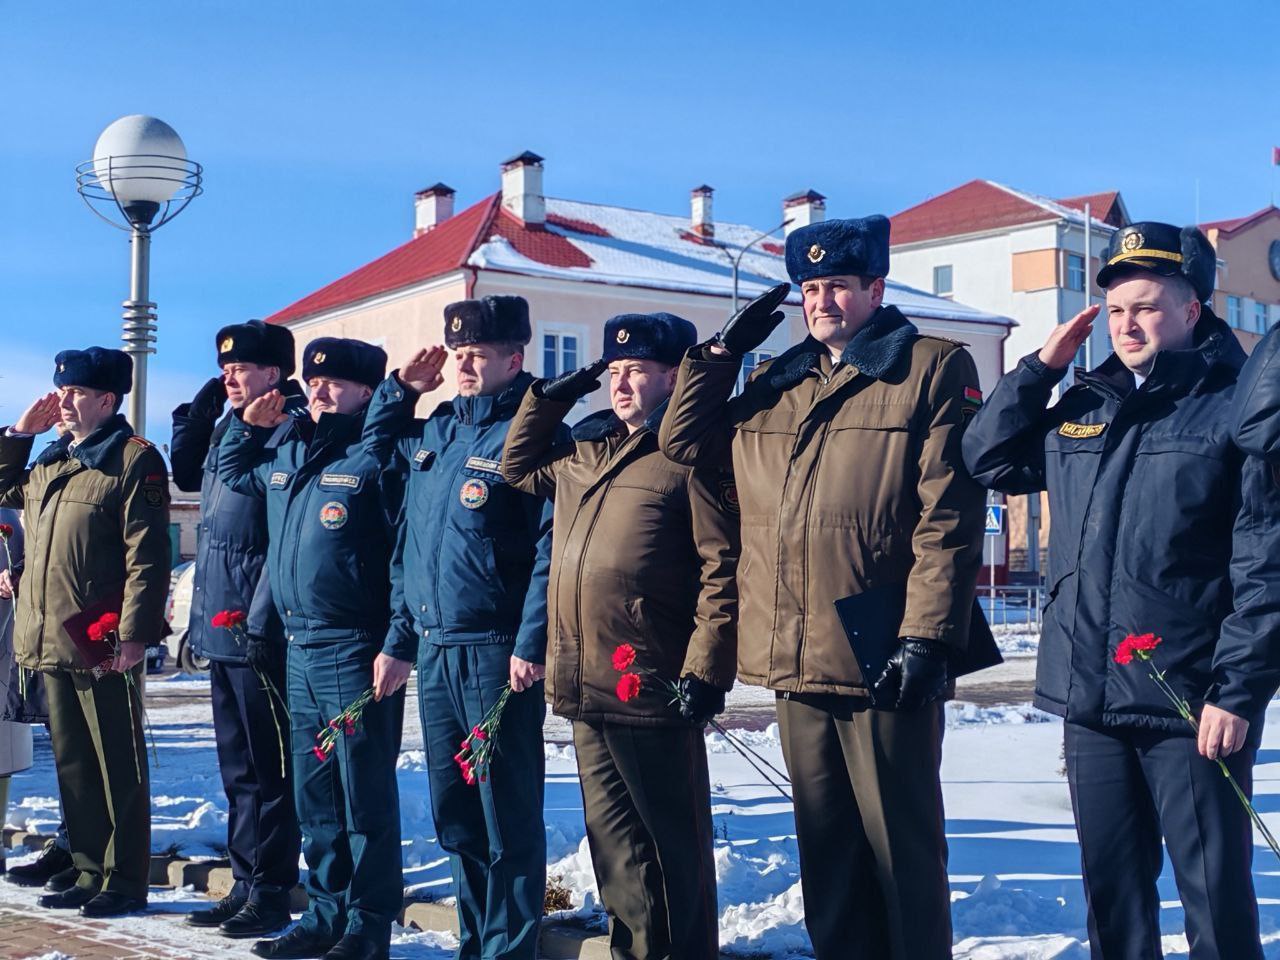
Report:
918,334,970,349
127,435,154,448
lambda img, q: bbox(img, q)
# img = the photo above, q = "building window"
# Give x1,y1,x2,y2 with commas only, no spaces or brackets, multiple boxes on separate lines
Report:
933,265,953,297
1256,302,1269,333
1228,295,1242,328
1066,254,1085,292
543,332,579,378
735,349,776,395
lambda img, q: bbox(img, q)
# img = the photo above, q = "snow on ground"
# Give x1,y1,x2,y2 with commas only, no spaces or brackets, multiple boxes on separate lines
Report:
9,670,1280,958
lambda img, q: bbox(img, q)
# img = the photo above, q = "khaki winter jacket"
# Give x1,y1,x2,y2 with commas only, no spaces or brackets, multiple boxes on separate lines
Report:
0,416,171,672
502,391,739,725
658,305,984,696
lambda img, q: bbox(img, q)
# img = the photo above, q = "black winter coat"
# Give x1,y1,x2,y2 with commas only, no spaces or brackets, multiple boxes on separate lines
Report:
962,312,1280,738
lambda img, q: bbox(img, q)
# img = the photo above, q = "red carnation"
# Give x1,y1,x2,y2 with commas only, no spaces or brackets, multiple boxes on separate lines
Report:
87,622,103,643
98,613,120,633
612,644,637,672
471,726,487,742
343,718,355,736
616,672,642,702
1115,632,1162,666
312,746,328,763
0,523,13,539
211,611,228,628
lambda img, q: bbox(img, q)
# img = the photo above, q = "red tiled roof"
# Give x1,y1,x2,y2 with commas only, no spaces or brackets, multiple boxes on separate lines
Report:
1059,191,1126,227
1200,206,1279,237
891,180,1053,245
891,179,1123,245
266,194,501,325
488,207,593,269
545,212,611,237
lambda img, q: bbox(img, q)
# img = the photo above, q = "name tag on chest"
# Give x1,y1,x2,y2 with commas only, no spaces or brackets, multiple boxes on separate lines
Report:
465,456,502,474
319,473,361,488
1058,421,1107,439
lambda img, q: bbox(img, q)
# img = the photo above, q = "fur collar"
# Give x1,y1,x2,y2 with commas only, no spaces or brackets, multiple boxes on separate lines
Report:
767,305,918,389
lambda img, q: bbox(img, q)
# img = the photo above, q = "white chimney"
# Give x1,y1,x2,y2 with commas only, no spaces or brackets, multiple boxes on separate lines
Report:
690,185,714,239
500,151,546,226
783,189,826,236
414,183,455,237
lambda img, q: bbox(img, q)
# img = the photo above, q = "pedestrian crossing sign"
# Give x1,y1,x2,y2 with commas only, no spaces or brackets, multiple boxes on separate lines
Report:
984,505,1005,536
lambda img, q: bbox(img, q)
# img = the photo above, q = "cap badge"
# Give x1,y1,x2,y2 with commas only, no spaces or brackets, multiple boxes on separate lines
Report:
57,363,64,373
616,328,630,344
450,316,462,333
1122,232,1144,252
219,337,234,353
312,351,326,364
807,244,826,264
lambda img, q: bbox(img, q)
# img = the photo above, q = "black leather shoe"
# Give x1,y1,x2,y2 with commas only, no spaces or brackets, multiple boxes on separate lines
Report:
45,865,80,893
187,893,247,927
80,890,147,917
323,935,388,960
251,926,339,959
38,879,101,910
221,901,294,938
7,844,74,887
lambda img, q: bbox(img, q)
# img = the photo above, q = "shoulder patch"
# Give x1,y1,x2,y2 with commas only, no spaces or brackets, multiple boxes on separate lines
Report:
918,334,971,349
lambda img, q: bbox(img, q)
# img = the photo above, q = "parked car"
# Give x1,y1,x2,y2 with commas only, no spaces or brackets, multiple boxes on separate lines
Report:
164,561,207,674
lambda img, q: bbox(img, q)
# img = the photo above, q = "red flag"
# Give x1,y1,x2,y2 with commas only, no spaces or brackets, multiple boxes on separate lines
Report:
1273,146,1280,166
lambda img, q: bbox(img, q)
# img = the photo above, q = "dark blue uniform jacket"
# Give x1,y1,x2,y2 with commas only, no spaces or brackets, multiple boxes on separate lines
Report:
217,407,402,655
363,371,558,664
962,312,1280,738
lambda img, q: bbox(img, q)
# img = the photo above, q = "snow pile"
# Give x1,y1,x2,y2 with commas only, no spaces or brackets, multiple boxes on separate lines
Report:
992,624,1041,655
946,702,1053,727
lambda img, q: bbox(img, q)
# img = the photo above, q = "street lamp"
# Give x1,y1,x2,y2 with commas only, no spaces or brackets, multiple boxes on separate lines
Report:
76,115,202,435
732,218,792,313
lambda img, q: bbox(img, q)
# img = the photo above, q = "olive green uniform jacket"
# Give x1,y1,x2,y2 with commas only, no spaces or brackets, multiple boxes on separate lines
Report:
0,415,171,672
658,305,984,697
502,392,739,725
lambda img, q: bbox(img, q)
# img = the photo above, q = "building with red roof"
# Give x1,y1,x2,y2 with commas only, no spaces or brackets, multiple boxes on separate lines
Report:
263,153,1013,418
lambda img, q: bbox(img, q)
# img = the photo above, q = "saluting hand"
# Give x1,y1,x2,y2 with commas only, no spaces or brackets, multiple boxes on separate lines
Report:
509,656,546,693
1038,304,1100,371
13,392,62,436
399,346,448,395
535,358,609,404
711,282,791,357
242,390,289,428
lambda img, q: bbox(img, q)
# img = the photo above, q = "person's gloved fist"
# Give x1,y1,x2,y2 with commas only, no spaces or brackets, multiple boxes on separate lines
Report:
677,675,726,725
189,377,228,423
872,638,949,710
246,635,277,674
713,282,791,357
534,358,609,403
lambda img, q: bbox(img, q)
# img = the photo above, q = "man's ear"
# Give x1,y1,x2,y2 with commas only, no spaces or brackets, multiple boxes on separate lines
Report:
1187,297,1202,329
510,351,525,374
870,276,886,308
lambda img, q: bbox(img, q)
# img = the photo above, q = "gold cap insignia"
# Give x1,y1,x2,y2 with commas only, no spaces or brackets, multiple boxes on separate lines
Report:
807,244,826,264
219,337,234,353
312,351,326,364
616,328,630,344
1122,232,1143,252
450,316,462,333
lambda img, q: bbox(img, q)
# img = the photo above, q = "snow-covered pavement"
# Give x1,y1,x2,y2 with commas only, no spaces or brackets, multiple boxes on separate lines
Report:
7,668,1280,958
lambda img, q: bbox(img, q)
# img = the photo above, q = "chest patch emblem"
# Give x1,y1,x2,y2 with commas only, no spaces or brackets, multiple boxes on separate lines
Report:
1058,421,1107,439
318,500,349,530
465,456,501,473
720,480,740,514
269,471,290,487
320,472,360,488
413,448,435,466
459,478,489,509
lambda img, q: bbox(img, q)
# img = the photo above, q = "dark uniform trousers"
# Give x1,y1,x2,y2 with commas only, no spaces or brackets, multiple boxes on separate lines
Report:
45,665,150,900
1064,722,1262,960
572,720,718,960
776,693,950,960
287,640,405,949
420,642,546,960
209,659,300,907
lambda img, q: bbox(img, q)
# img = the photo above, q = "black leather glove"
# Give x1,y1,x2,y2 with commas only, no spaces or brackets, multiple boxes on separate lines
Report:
677,675,726,725
872,638,949,710
534,358,609,403
713,282,792,357
189,377,228,422
246,635,277,674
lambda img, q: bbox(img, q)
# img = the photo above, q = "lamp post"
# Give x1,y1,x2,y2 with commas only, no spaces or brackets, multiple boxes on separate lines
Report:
76,115,202,435
732,218,792,313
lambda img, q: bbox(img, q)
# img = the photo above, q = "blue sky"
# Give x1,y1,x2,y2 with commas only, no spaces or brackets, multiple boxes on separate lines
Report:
2,1,1277,442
